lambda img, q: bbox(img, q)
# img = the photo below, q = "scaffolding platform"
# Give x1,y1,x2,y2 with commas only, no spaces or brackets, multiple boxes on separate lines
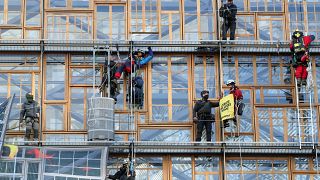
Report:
0,40,319,53
3,141,319,155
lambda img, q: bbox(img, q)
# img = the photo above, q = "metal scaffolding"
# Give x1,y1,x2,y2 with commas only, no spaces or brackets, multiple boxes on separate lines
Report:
2,141,319,155
0,39,319,53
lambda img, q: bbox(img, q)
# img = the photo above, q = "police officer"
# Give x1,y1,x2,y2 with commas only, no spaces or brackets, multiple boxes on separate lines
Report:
219,0,237,40
19,93,40,141
193,90,219,142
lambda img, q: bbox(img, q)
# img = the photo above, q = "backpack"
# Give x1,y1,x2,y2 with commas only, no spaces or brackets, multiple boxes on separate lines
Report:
237,102,245,116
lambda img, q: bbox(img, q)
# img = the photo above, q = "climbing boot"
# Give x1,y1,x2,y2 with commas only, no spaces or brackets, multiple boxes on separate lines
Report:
223,121,230,128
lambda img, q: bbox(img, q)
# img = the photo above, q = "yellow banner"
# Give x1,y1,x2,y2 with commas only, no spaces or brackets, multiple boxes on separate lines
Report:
219,94,235,121
3,144,19,159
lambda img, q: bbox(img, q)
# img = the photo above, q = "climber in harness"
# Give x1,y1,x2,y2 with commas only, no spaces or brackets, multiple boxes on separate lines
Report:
290,29,315,87
106,160,129,180
114,47,153,79
115,47,153,107
193,90,220,142
106,142,136,180
100,57,120,103
224,80,244,128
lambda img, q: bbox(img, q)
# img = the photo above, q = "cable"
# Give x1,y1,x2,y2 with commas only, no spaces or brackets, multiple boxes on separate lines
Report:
129,40,136,176
235,99,244,180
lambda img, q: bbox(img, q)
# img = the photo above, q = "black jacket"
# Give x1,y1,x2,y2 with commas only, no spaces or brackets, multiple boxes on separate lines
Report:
20,100,40,121
219,3,237,21
193,100,219,118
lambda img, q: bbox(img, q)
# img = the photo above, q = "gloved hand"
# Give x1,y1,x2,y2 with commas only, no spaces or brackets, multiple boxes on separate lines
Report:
193,117,198,123
147,47,153,56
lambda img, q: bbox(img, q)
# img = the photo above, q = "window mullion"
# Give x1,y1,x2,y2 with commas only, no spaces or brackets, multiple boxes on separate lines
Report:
168,56,172,122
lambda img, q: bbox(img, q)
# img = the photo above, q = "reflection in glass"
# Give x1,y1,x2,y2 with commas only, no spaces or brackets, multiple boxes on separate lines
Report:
238,56,253,85
70,88,84,130
250,0,283,12
184,0,198,40
108,157,163,180
47,15,92,40
7,0,21,25
0,29,22,39
114,113,131,131
256,56,270,85
71,68,100,85
258,16,284,41
46,55,65,100
295,157,309,170
223,56,235,84
131,0,158,39
25,30,40,39
172,157,192,180
97,5,125,40
236,16,254,40
140,129,190,142
45,105,64,130
26,0,40,26
195,157,219,172
72,0,89,8
263,89,294,104
50,0,66,8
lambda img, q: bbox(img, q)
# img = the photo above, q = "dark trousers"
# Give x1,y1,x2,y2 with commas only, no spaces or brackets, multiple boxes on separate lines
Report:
25,117,39,140
196,120,212,142
222,21,236,40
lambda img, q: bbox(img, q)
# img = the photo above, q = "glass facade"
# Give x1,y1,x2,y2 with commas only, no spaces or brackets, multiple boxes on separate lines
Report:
0,0,319,179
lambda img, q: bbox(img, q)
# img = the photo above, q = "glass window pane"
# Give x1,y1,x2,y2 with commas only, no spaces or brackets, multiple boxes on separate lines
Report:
70,88,84,130
45,105,64,130
172,157,192,179
25,30,40,39
140,129,191,142
50,0,66,8
236,16,254,40
195,157,219,172
256,56,270,85
7,0,21,25
223,56,235,84
238,56,253,85
72,0,89,8
0,29,22,39
0,0,4,24
26,0,40,26
46,55,65,100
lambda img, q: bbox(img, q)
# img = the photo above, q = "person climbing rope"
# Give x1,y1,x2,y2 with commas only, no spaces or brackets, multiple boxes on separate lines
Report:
100,57,120,103
224,80,243,128
290,30,315,87
115,47,153,107
114,47,153,79
107,160,128,180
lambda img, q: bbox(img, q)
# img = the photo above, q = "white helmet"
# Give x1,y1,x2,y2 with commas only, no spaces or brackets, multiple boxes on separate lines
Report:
226,79,235,85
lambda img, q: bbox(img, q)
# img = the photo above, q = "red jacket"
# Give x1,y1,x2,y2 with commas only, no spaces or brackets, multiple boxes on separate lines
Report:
290,35,315,51
230,87,243,101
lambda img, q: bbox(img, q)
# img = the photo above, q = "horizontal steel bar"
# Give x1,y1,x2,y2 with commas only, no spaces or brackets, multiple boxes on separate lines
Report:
0,40,318,53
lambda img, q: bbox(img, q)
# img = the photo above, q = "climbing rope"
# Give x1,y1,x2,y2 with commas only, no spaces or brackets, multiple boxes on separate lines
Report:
129,40,136,176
